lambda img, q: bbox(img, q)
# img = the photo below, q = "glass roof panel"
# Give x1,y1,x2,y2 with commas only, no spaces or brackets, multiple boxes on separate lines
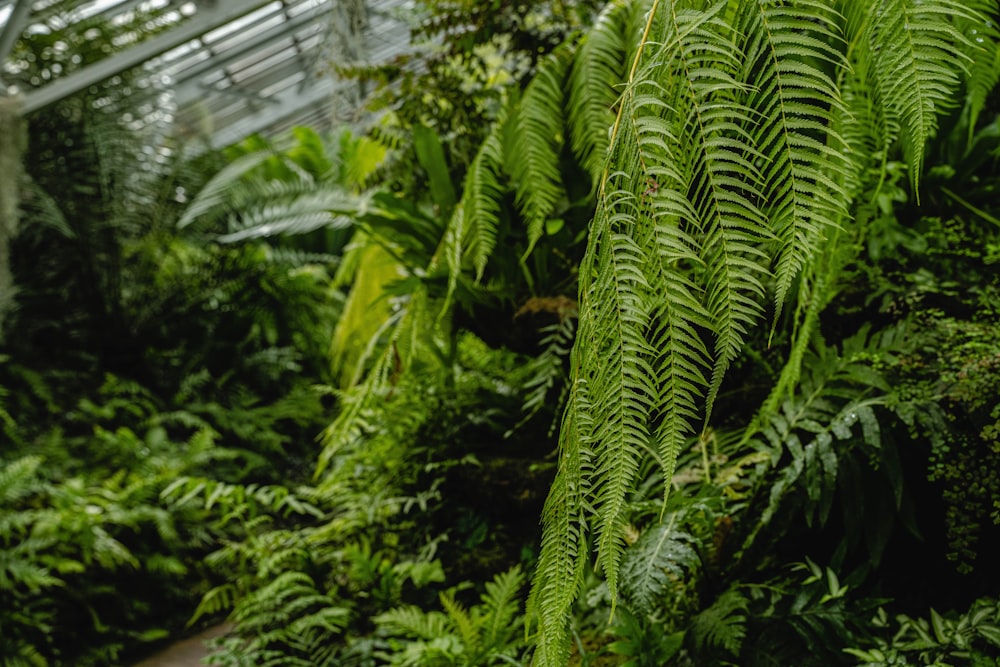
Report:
1,0,412,147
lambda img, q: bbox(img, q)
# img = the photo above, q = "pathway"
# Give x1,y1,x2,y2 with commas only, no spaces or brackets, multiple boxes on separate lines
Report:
130,624,232,667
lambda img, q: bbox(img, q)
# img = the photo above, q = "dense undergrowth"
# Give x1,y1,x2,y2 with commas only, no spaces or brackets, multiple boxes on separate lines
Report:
2,1,1000,666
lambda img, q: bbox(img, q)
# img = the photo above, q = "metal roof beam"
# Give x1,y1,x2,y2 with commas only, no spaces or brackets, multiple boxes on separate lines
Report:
0,0,31,68
175,44,313,107
168,4,323,95
21,0,275,113
205,77,334,149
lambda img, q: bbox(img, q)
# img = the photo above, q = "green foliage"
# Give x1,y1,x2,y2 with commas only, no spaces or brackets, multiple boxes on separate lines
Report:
605,610,685,667
374,566,528,666
528,2,997,660
688,588,749,658
203,572,350,667
618,510,702,620
846,599,1000,666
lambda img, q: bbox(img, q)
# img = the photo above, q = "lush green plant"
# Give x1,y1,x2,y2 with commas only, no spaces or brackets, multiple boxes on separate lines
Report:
522,1,1000,661
373,566,528,667
846,599,1000,667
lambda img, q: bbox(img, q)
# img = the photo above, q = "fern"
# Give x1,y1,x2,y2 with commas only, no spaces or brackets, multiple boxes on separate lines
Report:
529,2,995,663
375,566,527,666
742,329,893,548
688,588,750,657
441,115,506,287
736,0,851,316
861,0,980,195
619,512,701,618
511,46,572,256
0,456,44,505
567,0,636,180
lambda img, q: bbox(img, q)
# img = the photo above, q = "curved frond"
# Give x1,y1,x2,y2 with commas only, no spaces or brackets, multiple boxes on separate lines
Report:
176,150,275,230
217,196,358,242
511,46,572,256
737,0,851,313
567,0,641,180
437,116,506,312
865,0,979,194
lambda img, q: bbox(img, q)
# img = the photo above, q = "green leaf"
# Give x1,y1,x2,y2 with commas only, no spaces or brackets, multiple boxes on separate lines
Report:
413,124,457,217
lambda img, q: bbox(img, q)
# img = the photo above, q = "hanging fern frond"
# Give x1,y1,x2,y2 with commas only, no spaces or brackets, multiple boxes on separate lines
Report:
511,46,572,257
529,2,995,663
527,382,593,666
567,0,640,180
660,2,774,417
956,0,1000,145
437,115,506,306
461,125,505,282
736,0,850,314
864,0,980,194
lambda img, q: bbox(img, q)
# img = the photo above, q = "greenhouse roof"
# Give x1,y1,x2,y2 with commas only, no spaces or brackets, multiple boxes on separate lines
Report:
0,0,410,148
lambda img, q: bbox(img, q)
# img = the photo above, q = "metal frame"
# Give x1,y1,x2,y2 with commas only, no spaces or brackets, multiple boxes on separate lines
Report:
0,0,31,89
1,0,411,147
21,0,275,113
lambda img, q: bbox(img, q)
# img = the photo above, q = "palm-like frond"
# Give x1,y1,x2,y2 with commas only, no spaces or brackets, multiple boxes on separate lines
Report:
863,0,979,194
511,46,572,256
737,0,850,314
176,151,275,231
216,191,358,242
567,0,640,180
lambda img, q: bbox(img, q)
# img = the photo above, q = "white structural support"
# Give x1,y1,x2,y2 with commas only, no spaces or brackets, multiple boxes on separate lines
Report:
205,76,337,149
21,0,275,113
171,5,326,107
0,0,31,87
3,0,413,148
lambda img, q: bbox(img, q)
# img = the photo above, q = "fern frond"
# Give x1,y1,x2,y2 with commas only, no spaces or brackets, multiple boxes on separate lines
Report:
217,191,359,243
736,0,851,314
658,4,772,416
865,0,979,194
567,0,640,180
0,456,44,504
515,313,577,429
957,1,1000,144
176,150,275,230
479,565,524,649
512,46,572,257
459,122,506,282
440,592,480,653
689,588,749,656
585,222,658,603
528,383,593,666
619,513,700,618
189,582,239,626
375,606,452,640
